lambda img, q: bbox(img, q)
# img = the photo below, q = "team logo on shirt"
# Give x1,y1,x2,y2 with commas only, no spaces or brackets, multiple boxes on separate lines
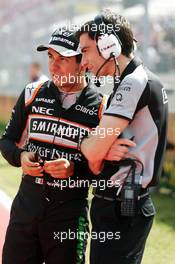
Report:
117,83,131,92
27,85,35,96
27,142,83,161
32,106,54,116
116,93,123,102
28,115,91,149
117,80,132,93
162,88,168,104
118,86,131,92
35,98,56,104
75,105,98,116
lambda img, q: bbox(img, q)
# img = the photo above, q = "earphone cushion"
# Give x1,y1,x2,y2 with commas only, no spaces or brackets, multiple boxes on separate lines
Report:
97,33,122,59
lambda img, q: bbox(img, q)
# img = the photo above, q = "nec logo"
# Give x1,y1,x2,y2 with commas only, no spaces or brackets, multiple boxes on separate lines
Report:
32,106,54,116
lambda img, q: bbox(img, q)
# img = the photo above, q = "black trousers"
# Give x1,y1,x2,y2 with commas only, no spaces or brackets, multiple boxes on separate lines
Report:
90,195,155,264
2,179,88,264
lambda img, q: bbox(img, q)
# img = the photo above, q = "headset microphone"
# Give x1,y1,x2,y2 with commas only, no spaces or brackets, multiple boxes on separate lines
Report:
94,52,116,87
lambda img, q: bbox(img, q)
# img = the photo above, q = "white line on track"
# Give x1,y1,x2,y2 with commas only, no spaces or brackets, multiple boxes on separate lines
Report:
0,189,12,211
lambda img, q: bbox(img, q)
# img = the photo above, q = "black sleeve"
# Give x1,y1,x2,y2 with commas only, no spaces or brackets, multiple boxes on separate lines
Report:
0,89,28,167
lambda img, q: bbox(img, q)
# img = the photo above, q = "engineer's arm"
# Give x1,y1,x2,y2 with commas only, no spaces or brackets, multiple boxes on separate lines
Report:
81,73,147,174
81,115,129,169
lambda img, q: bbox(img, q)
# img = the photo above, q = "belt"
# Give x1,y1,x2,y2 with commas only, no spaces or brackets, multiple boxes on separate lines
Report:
22,175,56,186
92,187,149,202
22,175,88,201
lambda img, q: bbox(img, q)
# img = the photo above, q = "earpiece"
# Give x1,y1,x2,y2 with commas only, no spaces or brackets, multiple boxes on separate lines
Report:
97,34,122,59
94,15,122,60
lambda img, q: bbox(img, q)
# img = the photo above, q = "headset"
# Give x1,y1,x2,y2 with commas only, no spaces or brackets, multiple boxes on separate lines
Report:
93,15,122,60
92,14,122,87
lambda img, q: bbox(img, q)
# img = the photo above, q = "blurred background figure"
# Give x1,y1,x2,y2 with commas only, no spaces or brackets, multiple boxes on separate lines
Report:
28,62,48,83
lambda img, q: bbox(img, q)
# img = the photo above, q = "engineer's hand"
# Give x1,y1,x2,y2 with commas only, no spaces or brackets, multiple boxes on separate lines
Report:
20,151,43,176
44,158,74,179
105,138,136,161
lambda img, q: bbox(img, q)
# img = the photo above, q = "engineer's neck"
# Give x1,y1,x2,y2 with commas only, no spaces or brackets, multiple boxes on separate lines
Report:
106,53,134,76
118,54,134,75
